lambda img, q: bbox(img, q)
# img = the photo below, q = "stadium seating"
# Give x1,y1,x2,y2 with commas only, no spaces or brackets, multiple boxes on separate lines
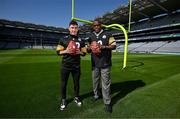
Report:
155,40,180,53
117,40,180,54
0,41,7,49
4,42,20,49
131,13,180,31
19,43,32,49
0,19,67,50
127,42,146,52
0,0,180,54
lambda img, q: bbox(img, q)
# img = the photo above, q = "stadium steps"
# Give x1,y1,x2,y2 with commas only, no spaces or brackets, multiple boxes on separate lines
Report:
129,42,146,52
151,41,169,52
155,40,180,53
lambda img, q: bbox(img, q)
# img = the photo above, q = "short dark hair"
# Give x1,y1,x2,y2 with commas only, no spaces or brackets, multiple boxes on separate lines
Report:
69,20,78,26
93,19,101,25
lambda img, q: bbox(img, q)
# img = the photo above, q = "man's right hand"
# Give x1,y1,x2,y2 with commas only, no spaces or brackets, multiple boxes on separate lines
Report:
64,47,75,54
59,48,74,55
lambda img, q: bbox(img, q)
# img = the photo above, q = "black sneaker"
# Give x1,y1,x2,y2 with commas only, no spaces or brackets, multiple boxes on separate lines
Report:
74,97,82,106
60,99,67,111
104,104,112,113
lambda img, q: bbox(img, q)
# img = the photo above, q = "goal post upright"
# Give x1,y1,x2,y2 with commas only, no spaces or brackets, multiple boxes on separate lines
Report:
72,0,74,19
71,0,130,69
128,0,132,32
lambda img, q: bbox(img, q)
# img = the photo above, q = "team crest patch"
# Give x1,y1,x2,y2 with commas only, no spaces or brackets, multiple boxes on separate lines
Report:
102,35,106,39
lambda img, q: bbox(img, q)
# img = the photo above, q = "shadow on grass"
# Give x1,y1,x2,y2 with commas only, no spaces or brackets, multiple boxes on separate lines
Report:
75,80,145,106
111,80,145,106
127,60,145,69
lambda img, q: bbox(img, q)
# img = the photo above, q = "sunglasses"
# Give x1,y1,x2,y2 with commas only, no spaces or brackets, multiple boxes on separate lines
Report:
93,24,101,27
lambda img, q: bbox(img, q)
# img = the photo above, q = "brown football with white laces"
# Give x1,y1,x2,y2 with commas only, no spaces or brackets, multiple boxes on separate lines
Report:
90,41,101,55
67,40,77,55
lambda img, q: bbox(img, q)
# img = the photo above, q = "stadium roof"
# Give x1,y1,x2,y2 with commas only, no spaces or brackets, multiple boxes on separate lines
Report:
0,19,68,33
80,0,180,31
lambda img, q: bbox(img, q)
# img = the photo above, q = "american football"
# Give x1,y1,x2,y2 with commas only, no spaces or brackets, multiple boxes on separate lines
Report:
90,41,101,55
67,40,77,55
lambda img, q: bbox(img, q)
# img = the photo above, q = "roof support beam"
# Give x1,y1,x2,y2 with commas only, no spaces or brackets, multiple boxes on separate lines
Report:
148,0,168,13
138,11,150,18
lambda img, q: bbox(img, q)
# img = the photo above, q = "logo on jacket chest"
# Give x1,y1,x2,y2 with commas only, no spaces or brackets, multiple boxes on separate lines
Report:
96,35,106,39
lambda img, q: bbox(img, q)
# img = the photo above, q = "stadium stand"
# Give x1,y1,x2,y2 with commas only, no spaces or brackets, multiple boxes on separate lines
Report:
19,42,32,49
0,0,180,54
88,0,180,54
5,42,19,49
0,19,68,49
155,40,180,53
0,41,7,49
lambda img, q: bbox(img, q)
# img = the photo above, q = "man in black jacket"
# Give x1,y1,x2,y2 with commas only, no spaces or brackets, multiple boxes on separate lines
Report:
87,20,116,113
56,20,86,111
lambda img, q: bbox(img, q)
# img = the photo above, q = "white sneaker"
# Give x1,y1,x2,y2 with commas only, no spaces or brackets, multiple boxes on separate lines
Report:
74,97,82,106
60,99,67,110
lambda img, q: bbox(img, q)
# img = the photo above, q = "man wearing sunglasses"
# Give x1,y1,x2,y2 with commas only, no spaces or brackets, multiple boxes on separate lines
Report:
87,20,116,113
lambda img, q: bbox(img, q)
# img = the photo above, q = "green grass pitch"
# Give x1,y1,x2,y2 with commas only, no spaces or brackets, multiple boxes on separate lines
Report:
0,49,180,118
